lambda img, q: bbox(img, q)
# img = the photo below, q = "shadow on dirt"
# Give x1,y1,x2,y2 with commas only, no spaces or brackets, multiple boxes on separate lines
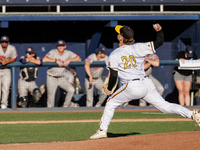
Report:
107,132,140,138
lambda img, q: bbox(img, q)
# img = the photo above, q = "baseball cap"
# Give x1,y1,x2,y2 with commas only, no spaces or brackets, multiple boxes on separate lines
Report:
26,47,36,54
95,47,108,55
185,46,193,58
0,35,9,42
115,25,134,39
57,40,66,46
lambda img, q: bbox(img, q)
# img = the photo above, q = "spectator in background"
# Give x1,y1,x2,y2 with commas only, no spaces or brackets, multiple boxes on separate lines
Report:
84,47,108,107
42,39,81,108
0,36,17,109
173,46,198,106
18,47,42,108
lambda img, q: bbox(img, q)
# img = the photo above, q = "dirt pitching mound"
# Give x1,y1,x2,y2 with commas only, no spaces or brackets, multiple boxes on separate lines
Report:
0,131,199,150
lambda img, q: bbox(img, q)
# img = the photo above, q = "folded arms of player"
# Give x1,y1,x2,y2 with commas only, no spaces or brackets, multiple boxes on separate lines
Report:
102,68,118,95
0,58,16,66
20,57,42,65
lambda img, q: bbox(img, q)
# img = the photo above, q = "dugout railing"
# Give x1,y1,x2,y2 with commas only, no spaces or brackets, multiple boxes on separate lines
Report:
0,60,179,110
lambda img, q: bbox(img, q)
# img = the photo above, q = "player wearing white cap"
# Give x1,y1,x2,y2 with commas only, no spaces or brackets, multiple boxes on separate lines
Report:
90,24,200,139
0,35,17,109
42,40,81,108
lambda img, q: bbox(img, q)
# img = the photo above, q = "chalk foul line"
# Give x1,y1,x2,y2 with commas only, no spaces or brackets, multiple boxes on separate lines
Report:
0,118,192,124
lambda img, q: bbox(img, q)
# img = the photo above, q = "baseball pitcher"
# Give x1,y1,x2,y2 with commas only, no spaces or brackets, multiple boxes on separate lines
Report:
90,24,200,139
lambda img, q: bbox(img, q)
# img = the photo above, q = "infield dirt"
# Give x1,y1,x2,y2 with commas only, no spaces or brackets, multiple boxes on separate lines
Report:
0,130,199,150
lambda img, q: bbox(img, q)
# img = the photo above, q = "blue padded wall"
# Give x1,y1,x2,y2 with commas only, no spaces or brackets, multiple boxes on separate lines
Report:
152,42,172,99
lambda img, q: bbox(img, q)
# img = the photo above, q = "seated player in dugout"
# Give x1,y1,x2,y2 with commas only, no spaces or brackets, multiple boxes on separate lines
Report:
84,47,109,107
18,47,42,108
42,40,81,108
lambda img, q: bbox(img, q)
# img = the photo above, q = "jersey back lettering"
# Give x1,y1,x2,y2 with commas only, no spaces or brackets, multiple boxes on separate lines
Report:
107,42,155,83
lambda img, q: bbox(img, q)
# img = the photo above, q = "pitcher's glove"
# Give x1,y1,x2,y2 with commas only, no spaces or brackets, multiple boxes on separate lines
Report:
102,77,118,95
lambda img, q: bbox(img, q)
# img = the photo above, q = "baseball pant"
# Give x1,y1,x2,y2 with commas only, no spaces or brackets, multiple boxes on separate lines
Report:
139,75,164,106
100,77,193,130
18,78,38,97
46,75,75,108
0,69,11,106
85,77,107,107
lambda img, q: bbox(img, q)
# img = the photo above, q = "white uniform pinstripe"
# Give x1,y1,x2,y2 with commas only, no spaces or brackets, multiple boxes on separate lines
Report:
64,70,74,85
54,70,75,106
18,78,38,97
0,45,17,107
100,42,193,130
45,49,77,108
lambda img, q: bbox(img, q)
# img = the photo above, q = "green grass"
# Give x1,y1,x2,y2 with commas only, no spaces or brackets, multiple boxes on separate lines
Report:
0,111,199,144
0,122,199,144
0,111,182,121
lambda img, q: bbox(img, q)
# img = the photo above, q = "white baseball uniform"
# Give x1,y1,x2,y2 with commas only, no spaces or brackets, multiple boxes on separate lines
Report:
0,44,17,107
140,54,164,106
55,69,75,107
85,53,108,107
45,49,77,108
64,70,74,85
100,42,193,130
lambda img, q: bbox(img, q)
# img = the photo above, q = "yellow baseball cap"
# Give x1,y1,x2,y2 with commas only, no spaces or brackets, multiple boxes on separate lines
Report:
115,25,134,39
115,25,124,34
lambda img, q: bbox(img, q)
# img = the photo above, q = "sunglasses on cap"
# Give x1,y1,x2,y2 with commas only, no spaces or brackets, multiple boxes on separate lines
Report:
1,41,8,43
26,52,34,55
